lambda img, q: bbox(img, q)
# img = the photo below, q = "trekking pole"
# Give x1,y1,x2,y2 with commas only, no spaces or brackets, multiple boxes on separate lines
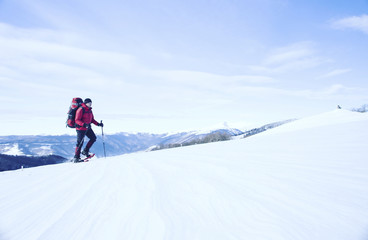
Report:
101,120,107,158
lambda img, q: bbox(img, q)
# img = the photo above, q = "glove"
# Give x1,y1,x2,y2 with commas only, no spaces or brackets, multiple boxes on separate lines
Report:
98,122,104,127
83,123,90,128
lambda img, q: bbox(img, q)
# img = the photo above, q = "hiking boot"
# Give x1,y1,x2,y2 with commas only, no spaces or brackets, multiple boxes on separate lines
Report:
73,157,83,163
81,149,93,158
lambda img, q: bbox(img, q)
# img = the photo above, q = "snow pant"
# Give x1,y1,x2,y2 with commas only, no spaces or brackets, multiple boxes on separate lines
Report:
74,128,97,158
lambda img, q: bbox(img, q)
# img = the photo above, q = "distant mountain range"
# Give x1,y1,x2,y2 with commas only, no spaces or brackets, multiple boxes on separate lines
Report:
0,119,294,166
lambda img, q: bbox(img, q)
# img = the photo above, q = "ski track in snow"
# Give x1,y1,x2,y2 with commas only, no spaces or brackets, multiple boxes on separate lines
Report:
0,110,368,240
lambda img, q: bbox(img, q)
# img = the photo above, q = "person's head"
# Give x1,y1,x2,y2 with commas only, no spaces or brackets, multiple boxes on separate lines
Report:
84,98,92,107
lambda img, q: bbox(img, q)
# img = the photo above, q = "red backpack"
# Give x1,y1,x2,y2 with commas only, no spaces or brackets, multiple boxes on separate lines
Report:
66,97,83,128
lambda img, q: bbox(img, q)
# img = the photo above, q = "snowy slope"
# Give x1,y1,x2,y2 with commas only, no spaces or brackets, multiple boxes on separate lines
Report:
0,110,368,240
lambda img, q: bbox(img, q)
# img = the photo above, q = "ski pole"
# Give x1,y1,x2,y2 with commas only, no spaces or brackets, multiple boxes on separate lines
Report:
101,120,106,158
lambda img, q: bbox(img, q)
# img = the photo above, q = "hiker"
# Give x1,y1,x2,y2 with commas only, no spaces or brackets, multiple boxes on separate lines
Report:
73,98,104,162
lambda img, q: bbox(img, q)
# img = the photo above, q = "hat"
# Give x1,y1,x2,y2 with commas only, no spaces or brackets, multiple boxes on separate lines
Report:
84,98,92,104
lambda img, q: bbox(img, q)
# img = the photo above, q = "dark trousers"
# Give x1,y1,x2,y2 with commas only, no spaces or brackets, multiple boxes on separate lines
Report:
74,128,97,157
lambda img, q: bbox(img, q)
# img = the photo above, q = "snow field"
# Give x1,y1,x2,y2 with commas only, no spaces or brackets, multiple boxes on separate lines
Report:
0,110,368,240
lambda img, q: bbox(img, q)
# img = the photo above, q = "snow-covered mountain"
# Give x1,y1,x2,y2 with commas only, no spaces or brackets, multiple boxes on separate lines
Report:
1,109,367,240
0,143,25,156
0,121,291,160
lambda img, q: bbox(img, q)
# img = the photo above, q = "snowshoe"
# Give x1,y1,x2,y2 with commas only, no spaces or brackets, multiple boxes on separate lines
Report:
81,153,95,162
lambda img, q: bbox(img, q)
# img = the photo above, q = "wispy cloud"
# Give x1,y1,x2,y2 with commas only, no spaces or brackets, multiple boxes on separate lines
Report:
223,82,364,101
0,22,358,111
0,23,139,93
317,68,352,79
264,47,314,66
331,14,368,34
155,70,275,90
248,42,326,74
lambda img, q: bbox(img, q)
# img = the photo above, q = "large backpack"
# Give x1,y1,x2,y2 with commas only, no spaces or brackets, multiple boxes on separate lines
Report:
66,97,83,128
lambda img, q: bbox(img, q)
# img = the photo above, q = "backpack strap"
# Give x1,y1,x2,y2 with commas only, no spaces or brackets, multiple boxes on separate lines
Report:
75,107,86,128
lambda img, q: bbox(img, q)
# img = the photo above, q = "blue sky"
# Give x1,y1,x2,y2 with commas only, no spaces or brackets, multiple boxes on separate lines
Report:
0,0,367,135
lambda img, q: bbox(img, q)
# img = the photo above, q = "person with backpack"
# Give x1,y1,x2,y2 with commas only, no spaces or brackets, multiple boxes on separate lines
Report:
73,98,103,162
